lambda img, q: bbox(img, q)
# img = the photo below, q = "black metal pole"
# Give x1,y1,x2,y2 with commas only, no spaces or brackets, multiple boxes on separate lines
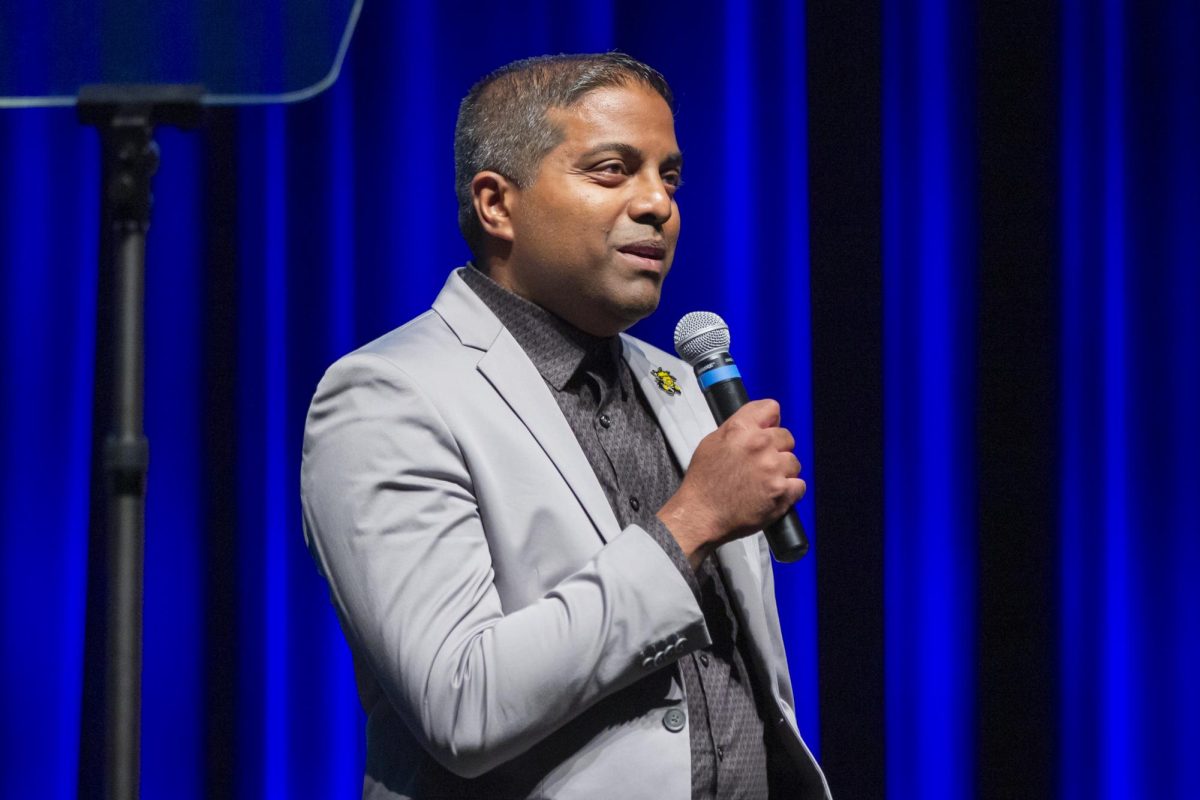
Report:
102,112,156,800
78,85,202,800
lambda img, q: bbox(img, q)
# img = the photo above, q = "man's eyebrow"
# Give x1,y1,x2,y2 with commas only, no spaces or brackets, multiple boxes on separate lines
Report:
578,142,684,167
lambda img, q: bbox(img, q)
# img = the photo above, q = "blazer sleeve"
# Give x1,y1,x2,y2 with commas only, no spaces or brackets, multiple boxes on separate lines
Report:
300,351,711,778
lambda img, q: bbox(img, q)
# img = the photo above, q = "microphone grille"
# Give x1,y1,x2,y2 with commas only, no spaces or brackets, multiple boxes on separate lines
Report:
674,311,730,364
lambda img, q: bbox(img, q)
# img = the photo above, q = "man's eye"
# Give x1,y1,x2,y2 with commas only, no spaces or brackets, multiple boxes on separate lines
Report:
596,162,627,175
663,172,684,190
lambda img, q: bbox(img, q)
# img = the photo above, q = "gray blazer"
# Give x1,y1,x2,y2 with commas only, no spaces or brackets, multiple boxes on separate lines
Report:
300,269,831,799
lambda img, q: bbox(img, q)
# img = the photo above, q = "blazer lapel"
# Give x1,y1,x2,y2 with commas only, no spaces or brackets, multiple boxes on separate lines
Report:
433,269,621,544
622,339,710,471
476,334,621,543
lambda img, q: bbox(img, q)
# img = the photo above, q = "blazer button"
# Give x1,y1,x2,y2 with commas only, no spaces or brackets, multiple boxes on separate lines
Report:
629,496,641,511
662,708,686,733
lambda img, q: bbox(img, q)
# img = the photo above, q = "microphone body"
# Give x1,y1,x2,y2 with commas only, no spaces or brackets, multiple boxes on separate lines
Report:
676,314,810,563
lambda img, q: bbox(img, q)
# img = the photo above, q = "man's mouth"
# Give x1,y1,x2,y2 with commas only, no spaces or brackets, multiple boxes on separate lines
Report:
617,240,668,261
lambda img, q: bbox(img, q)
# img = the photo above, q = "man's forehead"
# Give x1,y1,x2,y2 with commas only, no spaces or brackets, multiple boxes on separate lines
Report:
557,84,672,119
548,85,679,151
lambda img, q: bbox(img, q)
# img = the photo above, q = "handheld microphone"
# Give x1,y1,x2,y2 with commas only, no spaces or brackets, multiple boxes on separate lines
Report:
674,311,810,562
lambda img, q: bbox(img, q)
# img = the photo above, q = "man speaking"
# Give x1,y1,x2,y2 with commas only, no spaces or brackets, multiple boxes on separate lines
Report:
300,53,831,800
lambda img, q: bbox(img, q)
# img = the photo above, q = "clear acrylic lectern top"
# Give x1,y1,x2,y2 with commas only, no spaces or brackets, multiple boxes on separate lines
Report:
0,0,362,108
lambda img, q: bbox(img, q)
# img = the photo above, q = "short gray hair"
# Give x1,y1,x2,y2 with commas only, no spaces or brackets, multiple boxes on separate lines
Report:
453,52,675,254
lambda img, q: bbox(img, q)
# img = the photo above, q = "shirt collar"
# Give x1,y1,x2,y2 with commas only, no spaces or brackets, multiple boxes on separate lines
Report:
460,264,621,392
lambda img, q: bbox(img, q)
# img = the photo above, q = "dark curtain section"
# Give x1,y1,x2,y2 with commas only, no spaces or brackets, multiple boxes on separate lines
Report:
975,0,1059,796
201,109,242,800
806,2,886,799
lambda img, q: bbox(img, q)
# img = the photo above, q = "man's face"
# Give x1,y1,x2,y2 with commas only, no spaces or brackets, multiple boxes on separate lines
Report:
499,83,682,337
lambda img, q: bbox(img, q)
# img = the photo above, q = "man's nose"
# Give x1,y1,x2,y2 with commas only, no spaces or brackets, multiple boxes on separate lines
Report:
628,172,673,226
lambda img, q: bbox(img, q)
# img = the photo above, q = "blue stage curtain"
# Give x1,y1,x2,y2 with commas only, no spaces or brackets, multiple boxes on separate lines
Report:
882,1,977,798
878,0,1200,797
0,2,818,798
0,107,98,800
1060,1,1200,798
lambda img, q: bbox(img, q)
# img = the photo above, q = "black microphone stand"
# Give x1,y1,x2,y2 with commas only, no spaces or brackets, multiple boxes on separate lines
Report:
77,84,203,800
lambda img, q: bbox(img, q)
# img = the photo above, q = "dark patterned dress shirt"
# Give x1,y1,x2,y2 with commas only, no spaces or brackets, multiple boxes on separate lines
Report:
461,265,772,800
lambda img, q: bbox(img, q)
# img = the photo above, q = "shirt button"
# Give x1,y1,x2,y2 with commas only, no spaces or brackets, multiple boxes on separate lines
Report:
629,496,640,511
699,652,710,667
717,745,725,760
598,413,611,428
662,708,686,733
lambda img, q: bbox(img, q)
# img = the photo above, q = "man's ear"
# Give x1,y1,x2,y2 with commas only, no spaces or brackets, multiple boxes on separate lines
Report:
471,171,518,243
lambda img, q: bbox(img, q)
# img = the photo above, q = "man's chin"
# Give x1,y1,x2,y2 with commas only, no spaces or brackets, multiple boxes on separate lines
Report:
611,293,662,332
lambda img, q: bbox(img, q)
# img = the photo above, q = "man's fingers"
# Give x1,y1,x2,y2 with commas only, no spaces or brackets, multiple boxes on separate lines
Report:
785,477,807,505
779,452,802,478
768,427,796,453
736,398,781,428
